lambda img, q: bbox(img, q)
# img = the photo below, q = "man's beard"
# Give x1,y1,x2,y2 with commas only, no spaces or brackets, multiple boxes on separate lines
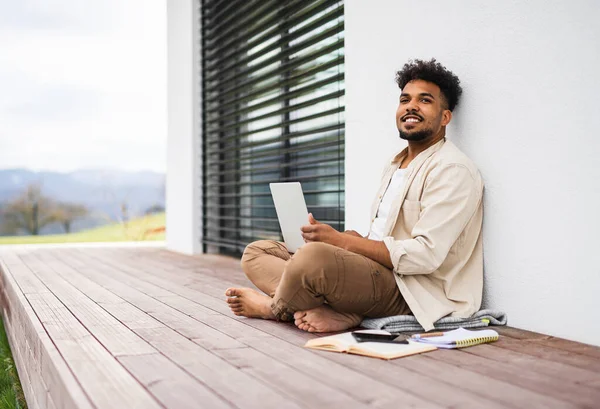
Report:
398,127,433,141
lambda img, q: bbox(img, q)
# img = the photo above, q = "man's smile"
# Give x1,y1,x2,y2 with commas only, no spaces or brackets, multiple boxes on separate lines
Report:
401,114,423,123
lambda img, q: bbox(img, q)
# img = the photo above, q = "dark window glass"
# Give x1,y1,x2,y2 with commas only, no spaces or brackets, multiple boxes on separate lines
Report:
201,0,345,255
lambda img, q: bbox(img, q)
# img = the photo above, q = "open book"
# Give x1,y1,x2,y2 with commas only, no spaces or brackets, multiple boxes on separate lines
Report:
304,330,437,360
411,328,499,349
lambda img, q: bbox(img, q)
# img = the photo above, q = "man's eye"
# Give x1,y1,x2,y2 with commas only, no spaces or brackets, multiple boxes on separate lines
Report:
421,98,431,103
400,99,409,103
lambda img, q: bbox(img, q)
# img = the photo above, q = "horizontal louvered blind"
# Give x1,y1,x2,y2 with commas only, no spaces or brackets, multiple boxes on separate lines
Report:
201,0,345,255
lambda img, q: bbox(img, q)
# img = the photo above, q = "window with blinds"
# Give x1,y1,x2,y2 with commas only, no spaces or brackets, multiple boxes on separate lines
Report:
201,0,345,255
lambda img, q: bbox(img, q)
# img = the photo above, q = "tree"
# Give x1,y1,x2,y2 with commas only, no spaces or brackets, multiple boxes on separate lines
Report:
0,183,56,235
52,203,89,233
144,204,165,215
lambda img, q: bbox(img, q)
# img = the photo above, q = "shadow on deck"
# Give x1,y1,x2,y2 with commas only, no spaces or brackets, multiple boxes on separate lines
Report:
0,246,599,409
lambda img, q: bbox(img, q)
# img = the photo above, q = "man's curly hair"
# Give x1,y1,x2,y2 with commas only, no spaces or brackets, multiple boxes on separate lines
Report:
395,59,462,111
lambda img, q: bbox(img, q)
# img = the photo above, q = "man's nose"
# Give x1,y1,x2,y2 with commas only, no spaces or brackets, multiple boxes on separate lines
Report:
405,99,420,112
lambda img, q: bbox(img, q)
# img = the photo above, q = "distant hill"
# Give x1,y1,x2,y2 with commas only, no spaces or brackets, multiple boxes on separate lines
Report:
0,169,165,235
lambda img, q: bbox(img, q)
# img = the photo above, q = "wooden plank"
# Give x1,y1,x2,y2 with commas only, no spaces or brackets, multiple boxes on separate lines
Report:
63,250,314,349
118,353,233,409
51,249,312,409
492,335,600,372
430,347,600,408
73,249,525,409
108,289,451,406
46,393,58,409
75,248,242,313
87,248,600,404
66,250,450,408
401,353,578,409
468,342,600,383
302,344,508,409
53,250,246,351
123,248,600,364
121,248,251,287
78,249,508,408
5,318,42,409
495,326,553,340
41,341,94,409
213,347,396,409
583,378,600,388
24,251,159,356
66,249,231,316
533,337,600,360
1,254,95,409
145,294,499,408
4,253,163,409
65,249,227,315
22,335,48,409
132,327,305,409
184,304,555,409
497,326,600,361
97,301,166,330
214,333,501,409
9,247,600,409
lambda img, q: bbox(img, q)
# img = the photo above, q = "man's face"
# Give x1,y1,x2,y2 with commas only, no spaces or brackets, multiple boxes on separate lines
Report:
396,79,450,142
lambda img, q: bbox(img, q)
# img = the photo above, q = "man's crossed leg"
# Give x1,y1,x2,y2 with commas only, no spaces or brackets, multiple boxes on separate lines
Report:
225,240,408,332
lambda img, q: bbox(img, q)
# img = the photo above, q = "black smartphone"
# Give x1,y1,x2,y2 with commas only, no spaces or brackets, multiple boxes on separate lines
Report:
351,332,409,344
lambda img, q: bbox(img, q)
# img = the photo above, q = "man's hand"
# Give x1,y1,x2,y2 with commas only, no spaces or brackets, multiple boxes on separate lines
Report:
300,213,344,247
302,214,393,269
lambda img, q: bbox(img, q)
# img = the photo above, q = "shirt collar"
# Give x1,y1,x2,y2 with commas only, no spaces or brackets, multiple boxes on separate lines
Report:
391,138,446,167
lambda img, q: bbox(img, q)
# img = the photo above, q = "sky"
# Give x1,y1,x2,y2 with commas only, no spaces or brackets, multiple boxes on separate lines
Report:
0,0,167,173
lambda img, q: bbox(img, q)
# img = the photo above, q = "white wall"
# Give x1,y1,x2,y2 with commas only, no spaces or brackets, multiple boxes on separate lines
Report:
165,0,202,254
346,0,600,345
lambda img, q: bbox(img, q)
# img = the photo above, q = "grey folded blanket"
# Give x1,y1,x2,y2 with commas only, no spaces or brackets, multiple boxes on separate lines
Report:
361,309,507,333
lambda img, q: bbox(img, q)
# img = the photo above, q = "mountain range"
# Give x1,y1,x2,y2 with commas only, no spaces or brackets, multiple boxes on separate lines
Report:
0,169,165,235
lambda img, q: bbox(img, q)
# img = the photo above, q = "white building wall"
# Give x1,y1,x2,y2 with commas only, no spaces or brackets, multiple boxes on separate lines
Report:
346,0,600,345
165,0,202,254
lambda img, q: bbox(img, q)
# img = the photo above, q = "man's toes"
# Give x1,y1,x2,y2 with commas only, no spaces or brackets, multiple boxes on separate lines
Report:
226,297,240,304
225,288,242,297
294,311,307,320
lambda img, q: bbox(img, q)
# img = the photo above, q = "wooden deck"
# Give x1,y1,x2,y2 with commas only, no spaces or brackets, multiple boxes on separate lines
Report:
0,246,599,409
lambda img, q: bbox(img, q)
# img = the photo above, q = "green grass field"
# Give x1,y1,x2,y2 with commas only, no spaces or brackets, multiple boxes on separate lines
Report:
0,213,165,245
0,319,26,409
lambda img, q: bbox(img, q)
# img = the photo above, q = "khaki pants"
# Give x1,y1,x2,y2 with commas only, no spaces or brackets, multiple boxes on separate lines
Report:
241,240,410,321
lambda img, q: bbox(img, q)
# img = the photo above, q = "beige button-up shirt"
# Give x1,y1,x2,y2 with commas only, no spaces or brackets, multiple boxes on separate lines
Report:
371,138,484,331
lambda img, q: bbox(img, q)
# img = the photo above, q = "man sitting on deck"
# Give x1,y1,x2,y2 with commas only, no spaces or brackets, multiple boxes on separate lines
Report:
225,59,484,333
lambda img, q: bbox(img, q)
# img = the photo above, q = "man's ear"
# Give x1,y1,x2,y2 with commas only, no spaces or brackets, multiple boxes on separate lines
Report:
441,109,452,126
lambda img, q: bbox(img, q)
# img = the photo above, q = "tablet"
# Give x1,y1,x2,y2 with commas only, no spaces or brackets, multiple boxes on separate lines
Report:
269,182,309,253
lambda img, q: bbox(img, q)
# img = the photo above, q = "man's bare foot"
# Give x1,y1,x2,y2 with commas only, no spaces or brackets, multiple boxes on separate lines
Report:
293,305,362,332
225,288,275,320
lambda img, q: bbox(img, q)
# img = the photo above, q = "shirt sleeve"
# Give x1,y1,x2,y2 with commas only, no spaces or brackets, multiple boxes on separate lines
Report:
383,164,483,276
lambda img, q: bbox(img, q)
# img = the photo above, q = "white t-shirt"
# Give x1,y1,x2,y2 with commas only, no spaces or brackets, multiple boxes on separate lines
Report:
369,167,408,240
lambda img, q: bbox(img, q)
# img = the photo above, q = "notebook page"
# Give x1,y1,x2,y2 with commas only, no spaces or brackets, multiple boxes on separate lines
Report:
416,328,499,346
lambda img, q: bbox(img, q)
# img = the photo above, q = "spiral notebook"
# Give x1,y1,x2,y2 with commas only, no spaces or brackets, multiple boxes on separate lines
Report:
412,328,499,349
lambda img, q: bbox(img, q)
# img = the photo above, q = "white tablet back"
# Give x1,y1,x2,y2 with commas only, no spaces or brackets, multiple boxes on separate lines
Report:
269,182,309,252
